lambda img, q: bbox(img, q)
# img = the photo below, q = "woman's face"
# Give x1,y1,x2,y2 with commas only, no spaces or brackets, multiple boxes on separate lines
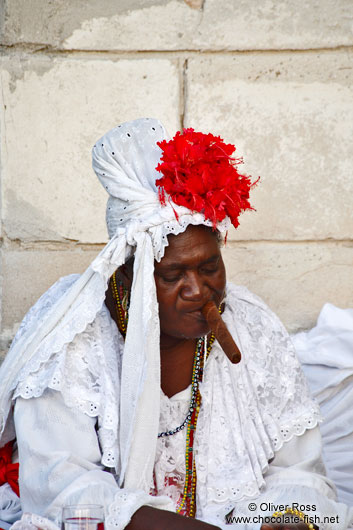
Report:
154,224,226,345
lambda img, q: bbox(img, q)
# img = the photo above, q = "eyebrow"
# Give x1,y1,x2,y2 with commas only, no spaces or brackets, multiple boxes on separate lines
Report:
156,254,220,272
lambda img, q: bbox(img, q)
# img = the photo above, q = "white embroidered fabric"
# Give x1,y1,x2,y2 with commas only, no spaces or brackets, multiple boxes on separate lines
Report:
1,270,109,447
12,274,123,472
11,513,59,530
13,388,175,530
4,276,353,528
105,488,174,530
9,277,325,519
10,490,173,530
0,484,22,530
153,387,190,504
198,283,321,514
12,388,353,530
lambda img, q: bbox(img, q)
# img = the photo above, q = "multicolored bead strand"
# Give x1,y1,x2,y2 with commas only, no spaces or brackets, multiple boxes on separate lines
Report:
176,333,215,518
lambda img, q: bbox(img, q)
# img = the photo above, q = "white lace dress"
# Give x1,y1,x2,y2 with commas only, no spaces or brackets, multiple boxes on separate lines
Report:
1,276,352,530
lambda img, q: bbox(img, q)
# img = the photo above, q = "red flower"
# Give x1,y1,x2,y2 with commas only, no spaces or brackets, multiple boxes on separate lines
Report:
156,128,259,228
0,441,19,497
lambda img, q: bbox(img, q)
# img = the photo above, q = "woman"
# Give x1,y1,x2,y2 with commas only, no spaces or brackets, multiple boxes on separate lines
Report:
0,119,351,530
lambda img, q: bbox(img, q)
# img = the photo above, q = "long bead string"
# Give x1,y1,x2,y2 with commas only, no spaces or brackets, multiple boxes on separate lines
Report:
176,334,215,518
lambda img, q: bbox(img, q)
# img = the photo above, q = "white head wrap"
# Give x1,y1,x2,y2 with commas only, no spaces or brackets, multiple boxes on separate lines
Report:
0,118,229,491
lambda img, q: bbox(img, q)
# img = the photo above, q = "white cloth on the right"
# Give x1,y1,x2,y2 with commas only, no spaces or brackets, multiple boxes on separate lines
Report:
292,303,353,507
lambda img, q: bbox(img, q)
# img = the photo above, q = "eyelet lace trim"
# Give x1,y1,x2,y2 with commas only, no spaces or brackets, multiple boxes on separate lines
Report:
8,273,109,395
106,488,173,530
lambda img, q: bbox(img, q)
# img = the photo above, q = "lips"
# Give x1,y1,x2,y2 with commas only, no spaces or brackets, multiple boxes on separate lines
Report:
186,309,205,320
180,298,223,333
186,306,205,314
184,302,214,323
184,299,219,314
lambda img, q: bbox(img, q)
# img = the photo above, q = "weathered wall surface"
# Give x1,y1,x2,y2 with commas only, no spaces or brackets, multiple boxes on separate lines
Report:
0,0,352,358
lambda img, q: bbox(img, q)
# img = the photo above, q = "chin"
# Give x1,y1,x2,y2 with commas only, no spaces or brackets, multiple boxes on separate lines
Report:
180,323,211,339
160,314,211,341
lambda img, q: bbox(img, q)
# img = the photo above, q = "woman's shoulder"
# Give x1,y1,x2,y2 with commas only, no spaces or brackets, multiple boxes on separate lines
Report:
32,274,80,306
11,272,121,419
11,275,80,349
225,282,274,314
223,284,321,437
224,281,289,340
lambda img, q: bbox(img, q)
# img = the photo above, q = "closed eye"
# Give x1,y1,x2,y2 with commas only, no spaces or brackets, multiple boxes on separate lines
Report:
200,259,220,274
161,274,183,283
201,268,219,276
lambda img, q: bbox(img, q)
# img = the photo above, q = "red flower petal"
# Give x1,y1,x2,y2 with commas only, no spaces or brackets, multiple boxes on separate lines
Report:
156,128,259,228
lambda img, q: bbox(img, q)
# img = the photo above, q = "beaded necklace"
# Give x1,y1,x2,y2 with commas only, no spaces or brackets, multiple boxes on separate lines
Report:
110,272,129,338
175,333,215,518
110,271,216,518
158,334,214,438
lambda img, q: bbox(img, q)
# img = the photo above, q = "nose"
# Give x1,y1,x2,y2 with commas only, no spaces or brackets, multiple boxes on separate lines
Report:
181,271,207,301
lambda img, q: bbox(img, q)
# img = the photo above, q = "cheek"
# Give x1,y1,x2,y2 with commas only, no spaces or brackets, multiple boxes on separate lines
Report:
213,267,226,292
156,289,184,336
155,281,178,313
218,262,227,288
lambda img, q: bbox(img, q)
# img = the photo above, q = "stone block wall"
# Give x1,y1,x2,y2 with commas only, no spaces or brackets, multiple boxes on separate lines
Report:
1,0,352,359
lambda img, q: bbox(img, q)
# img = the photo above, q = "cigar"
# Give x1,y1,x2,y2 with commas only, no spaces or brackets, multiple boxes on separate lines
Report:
201,301,241,364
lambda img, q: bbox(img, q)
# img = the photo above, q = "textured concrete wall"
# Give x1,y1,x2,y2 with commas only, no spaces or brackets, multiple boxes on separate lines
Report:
1,0,353,359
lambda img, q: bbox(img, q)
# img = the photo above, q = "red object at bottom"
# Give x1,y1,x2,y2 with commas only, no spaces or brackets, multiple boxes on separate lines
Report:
0,440,19,497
